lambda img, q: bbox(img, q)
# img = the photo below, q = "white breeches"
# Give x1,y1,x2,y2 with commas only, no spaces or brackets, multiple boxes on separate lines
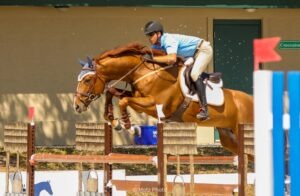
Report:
190,41,213,82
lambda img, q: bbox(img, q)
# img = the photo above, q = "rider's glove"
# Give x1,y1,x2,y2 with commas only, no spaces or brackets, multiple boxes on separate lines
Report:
184,57,194,66
142,53,153,61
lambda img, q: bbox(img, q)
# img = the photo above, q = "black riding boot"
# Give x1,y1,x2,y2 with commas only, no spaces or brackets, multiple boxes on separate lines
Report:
194,77,209,120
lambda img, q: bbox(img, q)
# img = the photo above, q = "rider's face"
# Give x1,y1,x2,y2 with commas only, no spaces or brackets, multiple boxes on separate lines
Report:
147,32,160,45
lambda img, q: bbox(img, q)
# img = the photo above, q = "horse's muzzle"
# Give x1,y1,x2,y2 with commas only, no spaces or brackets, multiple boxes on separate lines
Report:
74,104,82,113
74,102,87,113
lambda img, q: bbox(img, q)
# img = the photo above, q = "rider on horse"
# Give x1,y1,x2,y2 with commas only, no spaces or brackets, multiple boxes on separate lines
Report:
143,20,213,120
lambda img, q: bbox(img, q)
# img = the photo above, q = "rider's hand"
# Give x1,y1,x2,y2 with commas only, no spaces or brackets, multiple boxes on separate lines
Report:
142,53,153,61
184,57,194,66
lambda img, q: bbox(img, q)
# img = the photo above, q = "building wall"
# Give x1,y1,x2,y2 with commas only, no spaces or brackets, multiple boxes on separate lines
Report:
0,7,299,146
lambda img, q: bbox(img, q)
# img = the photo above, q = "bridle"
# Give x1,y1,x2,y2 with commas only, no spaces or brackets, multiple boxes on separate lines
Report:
75,66,102,107
75,54,174,107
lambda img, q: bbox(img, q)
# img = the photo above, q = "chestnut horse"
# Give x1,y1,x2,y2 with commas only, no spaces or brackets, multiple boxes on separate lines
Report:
74,43,253,157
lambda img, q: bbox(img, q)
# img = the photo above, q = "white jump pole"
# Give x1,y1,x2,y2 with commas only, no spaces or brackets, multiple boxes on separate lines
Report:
254,70,273,196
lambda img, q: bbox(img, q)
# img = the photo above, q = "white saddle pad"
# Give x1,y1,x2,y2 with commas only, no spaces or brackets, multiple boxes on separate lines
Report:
179,66,225,106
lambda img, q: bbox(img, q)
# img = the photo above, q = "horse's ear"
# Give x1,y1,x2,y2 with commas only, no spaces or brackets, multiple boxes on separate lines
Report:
87,56,93,68
79,59,86,67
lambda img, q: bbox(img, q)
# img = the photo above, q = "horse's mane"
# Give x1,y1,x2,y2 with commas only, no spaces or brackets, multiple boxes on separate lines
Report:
94,42,166,61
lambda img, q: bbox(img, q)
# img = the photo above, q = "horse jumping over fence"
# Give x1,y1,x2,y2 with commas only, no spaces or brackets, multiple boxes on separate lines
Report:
73,43,253,158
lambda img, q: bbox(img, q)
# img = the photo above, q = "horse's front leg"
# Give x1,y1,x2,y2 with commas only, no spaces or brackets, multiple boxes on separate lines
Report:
104,87,133,122
119,96,156,129
104,90,114,121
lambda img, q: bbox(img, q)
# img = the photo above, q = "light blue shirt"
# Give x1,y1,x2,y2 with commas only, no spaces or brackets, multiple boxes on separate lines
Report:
153,33,202,59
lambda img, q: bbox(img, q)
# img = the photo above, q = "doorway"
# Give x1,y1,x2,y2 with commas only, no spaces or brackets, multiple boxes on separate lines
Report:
213,19,261,94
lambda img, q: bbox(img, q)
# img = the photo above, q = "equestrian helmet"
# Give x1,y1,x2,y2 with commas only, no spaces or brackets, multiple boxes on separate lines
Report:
144,21,164,35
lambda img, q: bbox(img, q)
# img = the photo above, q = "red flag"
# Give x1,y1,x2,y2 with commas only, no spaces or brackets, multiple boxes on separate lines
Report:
253,37,282,70
28,106,35,122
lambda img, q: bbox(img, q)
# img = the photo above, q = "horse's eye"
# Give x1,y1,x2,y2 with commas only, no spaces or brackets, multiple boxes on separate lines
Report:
84,79,91,84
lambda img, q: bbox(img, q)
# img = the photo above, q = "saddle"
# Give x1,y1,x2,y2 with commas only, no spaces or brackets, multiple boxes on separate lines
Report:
184,65,222,95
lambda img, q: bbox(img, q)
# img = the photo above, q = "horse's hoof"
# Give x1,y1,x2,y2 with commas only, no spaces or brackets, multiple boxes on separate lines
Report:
127,125,141,136
112,119,123,133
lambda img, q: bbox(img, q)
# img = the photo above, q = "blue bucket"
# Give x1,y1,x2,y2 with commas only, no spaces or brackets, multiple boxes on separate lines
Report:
134,136,143,145
140,125,157,145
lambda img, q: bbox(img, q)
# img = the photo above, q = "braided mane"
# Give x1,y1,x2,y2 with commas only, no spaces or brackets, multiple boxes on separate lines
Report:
94,42,166,61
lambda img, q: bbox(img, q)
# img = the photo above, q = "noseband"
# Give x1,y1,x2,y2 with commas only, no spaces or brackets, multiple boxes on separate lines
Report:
75,67,101,107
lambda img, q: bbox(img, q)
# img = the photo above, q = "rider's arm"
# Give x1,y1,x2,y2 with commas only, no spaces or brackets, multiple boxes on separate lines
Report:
155,34,178,65
153,53,177,65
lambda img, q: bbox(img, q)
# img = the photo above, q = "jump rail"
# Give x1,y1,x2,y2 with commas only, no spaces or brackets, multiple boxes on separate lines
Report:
30,153,157,165
29,153,235,165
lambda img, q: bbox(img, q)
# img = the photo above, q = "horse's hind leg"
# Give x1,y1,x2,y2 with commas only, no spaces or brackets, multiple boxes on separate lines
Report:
217,128,239,155
218,127,254,162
